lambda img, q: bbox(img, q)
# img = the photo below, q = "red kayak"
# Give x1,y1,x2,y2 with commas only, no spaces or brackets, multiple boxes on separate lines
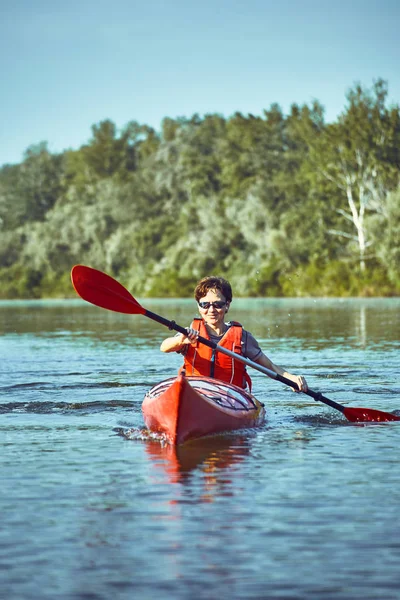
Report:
142,373,265,445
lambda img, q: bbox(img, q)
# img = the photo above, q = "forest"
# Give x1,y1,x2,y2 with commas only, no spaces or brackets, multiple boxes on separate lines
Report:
0,79,399,299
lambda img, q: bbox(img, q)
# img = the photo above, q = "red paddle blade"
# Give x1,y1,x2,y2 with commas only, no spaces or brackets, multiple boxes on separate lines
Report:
71,265,145,315
344,406,400,423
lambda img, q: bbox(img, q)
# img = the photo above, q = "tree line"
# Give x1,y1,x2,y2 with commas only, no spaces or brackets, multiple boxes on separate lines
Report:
0,79,399,299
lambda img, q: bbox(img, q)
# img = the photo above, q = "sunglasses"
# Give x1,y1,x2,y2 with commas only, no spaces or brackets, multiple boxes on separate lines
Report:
198,301,227,310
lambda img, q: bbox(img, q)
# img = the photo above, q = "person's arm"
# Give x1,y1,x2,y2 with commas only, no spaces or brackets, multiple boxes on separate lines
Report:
255,352,308,392
160,328,199,353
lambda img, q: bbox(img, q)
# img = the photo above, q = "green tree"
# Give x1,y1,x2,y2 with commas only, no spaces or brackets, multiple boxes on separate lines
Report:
0,80,399,299
83,119,133,178
0,143,65,226
372,186,400,288
308,80,400,270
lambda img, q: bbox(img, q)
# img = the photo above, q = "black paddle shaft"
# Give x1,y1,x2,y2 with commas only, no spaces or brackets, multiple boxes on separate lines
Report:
144,309,346,414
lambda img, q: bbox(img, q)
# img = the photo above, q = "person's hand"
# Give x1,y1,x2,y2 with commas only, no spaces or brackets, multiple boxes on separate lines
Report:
292,375,308,393
182,328,199,346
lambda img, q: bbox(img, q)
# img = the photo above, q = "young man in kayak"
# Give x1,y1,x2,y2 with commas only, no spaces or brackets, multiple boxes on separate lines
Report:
160,276,308,393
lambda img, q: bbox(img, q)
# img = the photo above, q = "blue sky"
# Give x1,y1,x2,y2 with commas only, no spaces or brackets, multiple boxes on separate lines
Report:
1,0,399,167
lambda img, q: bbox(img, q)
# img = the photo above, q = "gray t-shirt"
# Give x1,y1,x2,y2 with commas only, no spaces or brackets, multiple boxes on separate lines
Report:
178,321,263,362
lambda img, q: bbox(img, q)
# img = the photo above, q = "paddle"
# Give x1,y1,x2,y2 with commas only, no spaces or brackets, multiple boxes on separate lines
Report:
71,265,400,423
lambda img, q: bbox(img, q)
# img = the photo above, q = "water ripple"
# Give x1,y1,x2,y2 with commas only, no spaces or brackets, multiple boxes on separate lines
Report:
0,399,138,414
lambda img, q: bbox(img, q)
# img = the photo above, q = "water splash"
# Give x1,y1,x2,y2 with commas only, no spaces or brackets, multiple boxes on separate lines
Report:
114,426,171,445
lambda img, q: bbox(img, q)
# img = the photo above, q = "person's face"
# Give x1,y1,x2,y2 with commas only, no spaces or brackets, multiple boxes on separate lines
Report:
198,288,229,328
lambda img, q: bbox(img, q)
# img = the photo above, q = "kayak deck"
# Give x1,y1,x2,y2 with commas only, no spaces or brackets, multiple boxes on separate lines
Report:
142,374,265,445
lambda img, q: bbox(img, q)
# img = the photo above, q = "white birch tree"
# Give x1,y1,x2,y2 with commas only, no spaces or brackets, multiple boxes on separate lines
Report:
310,80,400,271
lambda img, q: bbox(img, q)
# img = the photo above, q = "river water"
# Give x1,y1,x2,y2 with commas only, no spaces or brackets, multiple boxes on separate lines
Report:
1,298,399,599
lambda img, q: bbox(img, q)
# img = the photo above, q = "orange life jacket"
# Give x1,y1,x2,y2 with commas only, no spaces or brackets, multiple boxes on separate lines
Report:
180,318,252,390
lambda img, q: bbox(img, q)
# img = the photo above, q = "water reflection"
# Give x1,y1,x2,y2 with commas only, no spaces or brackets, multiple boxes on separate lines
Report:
144,435,251,501
356,304,367,348
1,298,399,350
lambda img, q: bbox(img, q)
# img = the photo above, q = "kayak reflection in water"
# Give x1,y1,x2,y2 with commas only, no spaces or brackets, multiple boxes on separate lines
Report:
160,276,308,393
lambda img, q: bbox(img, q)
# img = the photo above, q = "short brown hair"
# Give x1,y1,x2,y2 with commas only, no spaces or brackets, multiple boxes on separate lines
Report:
194,276,232,303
